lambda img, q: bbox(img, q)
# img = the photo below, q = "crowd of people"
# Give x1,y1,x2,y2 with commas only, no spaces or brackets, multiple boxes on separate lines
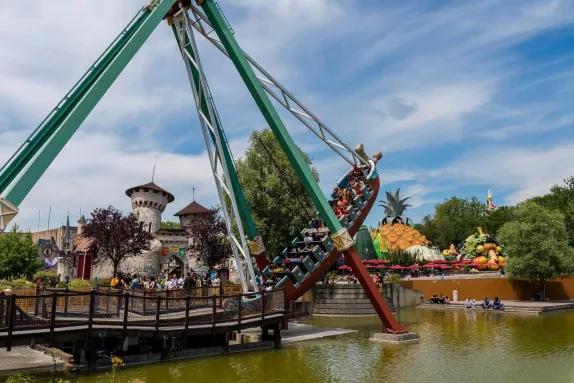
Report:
331,165,369,218
110,271,221,291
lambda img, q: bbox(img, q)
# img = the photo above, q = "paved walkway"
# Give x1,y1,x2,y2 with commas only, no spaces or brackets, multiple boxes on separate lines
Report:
245,322,357,343
420,299,574,314
0,346,65,373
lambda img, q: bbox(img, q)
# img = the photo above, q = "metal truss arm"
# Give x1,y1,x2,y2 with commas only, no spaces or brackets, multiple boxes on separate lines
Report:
187,3,369,168
0,0,177,231
197,0,346,238
171,10,258,291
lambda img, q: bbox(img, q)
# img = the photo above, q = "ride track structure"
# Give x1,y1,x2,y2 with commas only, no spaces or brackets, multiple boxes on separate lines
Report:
0,0,404,333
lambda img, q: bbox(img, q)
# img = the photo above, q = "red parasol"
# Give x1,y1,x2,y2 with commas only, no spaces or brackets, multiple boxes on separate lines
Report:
433,260,448,264
407,265,421,270
366,265,376,269
338,265,351,270
390,265,405,270
376,265,388,269
423,263,437,268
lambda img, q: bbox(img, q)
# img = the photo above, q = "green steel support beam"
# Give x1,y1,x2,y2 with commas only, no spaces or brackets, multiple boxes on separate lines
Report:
170,24,257,239
1,0,177,207
199,0,344,234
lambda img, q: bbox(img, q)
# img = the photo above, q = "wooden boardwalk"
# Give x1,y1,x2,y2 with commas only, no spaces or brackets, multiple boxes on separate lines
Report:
0,288,287,350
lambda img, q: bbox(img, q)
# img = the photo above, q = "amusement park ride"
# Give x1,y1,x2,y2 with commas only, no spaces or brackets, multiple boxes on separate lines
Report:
0,0,404,333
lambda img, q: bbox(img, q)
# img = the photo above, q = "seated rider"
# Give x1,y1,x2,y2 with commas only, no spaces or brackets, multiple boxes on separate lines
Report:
481,297,492,309
430,293,439,304
492,297,504,310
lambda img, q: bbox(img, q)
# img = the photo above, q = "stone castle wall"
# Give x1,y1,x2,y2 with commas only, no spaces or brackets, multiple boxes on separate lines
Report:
130,190,170,234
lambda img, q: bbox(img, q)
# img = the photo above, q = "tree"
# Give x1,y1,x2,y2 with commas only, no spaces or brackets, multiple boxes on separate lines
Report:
415,197,486,250
483,205,516,237
183,207,231,271
161,221,182,230
235,128,319,257
82,206,152,276
0,225,42,279
497,202,574,300
529,176,574,246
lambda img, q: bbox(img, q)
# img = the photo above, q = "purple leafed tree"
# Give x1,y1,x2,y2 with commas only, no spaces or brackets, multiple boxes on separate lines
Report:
82,206,152,276
184,207,231,271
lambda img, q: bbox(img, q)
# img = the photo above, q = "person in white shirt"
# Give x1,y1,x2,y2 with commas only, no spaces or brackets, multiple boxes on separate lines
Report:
212,273,221,287
177,276,185,289
465,297,472,308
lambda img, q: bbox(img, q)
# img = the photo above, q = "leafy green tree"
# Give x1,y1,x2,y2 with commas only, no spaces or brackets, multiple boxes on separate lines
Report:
161,220,182,230
235,128,318,258
484,205,516,237
0,225,42,279
529,177,574,246
415,197,486,250
497,202,574,300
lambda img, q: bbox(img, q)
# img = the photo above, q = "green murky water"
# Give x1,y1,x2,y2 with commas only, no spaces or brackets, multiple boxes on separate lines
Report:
46,308,574,383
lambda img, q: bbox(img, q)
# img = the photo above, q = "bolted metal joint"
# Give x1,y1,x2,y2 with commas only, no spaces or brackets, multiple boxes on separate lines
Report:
247,236,265,256
0,198,19,232
330,228,354,251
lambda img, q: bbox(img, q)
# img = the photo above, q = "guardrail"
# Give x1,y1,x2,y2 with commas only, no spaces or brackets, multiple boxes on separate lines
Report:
0,287,286,351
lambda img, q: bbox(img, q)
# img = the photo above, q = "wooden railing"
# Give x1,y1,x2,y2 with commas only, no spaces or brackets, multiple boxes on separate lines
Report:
0,287,286,351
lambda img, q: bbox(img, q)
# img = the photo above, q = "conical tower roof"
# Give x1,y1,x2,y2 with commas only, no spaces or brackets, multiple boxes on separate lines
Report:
174,201,210,216
125,182,175,203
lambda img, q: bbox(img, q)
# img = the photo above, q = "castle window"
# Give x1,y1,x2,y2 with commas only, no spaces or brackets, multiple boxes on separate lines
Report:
143,188,149,192
153,190,158,194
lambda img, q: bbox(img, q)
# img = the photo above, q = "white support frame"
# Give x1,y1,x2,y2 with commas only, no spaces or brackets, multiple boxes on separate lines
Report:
186,4,370,168
173,10,258,293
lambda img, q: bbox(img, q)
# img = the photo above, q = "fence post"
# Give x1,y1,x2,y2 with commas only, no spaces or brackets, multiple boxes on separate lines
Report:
184,294,190,340
155,295,161,333
64,286,69,316
6,294,16,351
165,289,169,313
122,292,129,345
88,290,95,338
143,289,147,315
237,293,242,333
212,295,217,336
34,284,40,316
49,292,57,347
261,291,266,321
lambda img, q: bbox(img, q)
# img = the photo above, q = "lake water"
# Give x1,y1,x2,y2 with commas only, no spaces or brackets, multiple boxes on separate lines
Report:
47,308,574,383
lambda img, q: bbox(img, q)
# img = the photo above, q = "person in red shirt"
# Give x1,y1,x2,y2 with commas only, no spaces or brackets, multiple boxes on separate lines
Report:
337,196,347,211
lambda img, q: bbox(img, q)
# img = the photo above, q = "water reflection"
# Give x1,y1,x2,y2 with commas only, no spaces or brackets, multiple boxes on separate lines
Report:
43,308,574,383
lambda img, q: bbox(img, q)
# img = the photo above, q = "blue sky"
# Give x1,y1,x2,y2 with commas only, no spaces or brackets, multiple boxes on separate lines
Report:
1,0,574,232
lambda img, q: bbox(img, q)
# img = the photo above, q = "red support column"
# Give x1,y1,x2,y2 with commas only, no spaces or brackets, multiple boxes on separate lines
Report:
343,246,405,333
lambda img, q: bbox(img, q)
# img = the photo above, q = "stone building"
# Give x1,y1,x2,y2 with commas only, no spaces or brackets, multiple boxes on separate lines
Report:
87,182,232,279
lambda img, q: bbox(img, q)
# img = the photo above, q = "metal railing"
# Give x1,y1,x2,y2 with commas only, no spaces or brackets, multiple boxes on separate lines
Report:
0,287,286,351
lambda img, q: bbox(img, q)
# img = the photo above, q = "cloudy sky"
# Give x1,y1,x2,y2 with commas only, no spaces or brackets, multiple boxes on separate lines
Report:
1,0,574,233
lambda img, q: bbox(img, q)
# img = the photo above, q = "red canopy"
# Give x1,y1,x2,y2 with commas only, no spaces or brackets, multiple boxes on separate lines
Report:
407,265,421,270
376,265,388,269
367,259,379,264
434,260,448,264
439,265,452,270
366,265,376,269
377,259,391,263
423,264,437,268
338,265,351,270
390,265,405,270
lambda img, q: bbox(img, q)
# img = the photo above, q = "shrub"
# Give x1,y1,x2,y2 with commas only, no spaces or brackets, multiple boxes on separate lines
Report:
388,274,402,282
0,280,12,290
98,278,113,288
10,278,35,289
33,271,58,283
68,279,93,289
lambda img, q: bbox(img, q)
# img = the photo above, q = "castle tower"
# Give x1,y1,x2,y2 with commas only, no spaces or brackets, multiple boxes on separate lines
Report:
77,214,86,236
175,200,211,232
125,182,175,234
